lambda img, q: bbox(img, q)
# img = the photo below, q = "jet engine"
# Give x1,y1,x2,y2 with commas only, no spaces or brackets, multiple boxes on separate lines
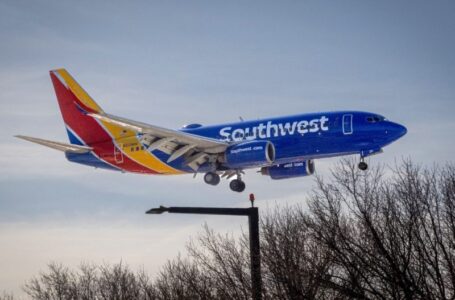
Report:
261,160,315,180
224,141,275,169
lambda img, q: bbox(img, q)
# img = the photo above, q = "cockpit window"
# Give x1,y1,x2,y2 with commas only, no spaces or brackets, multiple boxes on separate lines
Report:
366,116,383,123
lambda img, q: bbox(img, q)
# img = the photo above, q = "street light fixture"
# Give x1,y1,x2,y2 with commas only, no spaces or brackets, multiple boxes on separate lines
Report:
145,206,169,214
146,194,263,300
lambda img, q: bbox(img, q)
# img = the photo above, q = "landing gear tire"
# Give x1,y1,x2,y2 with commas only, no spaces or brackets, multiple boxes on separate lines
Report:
230,179,246,193
358,161,368,171
204,172,220,186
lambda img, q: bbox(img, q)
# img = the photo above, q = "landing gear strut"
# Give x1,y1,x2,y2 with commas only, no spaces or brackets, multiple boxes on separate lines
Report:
358,158,368,171
204,172,220,186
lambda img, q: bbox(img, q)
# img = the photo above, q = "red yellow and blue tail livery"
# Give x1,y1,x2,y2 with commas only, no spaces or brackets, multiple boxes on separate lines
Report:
16,69,407,192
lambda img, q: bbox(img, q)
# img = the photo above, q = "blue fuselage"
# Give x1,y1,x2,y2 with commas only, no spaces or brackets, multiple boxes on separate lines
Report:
66,110,407,174
179,111,406,170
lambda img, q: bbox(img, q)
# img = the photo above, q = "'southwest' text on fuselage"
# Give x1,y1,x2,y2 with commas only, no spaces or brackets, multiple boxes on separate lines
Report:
219,116,330,142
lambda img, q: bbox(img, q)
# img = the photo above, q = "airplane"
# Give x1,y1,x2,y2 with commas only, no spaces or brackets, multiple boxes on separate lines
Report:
16,69,407,192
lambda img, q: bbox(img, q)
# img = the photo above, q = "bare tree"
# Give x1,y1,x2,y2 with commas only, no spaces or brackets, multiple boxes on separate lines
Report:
153,256,215,299
20,159,455,300
23,262,156,300
305,159,455,299
0,292,15,300
186,225,252,299
261,207,333,300
24,263,78,300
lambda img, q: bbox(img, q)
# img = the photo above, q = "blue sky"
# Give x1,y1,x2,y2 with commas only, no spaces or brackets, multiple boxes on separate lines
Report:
1,0,454,296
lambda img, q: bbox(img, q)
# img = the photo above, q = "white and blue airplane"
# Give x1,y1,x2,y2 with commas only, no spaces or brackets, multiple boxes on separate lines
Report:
17,69,407,192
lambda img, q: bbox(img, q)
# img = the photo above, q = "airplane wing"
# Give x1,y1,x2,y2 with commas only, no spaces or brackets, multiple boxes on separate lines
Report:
15,135,92,154
88,113,229,169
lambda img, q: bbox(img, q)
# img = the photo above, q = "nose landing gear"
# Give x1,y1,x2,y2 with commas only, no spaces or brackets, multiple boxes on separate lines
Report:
358,158,368,171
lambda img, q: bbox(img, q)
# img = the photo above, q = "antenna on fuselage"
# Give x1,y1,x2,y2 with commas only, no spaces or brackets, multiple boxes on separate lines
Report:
239,116,244,122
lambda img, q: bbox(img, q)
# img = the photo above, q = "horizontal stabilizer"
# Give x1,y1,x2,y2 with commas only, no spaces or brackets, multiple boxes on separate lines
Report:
15,135,92,153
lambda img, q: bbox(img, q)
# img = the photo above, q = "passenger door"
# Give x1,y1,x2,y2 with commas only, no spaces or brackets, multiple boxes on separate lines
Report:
114,144,124,164
342,114,353,135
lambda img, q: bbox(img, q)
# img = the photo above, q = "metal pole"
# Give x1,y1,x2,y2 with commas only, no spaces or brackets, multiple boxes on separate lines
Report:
146,204,263,300
248,207,262,300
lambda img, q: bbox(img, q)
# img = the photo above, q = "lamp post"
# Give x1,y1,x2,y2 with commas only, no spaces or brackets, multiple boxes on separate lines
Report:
146,194,262,300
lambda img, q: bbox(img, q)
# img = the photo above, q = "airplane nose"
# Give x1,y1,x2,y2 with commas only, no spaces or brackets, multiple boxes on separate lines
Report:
388,122,407,140
398,123,407,137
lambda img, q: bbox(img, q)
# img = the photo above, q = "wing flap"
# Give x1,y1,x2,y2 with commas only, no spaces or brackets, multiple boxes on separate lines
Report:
15,135,92,153
88,113,228,154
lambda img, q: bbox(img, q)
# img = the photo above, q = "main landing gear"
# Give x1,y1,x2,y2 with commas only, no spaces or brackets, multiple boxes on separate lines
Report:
229,170,246,192
203,171,246,192
230,178,246,193
358,158,368,171
204,172,220,186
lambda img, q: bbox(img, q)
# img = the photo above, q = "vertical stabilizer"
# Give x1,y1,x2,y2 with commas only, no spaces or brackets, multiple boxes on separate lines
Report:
50,69,110,145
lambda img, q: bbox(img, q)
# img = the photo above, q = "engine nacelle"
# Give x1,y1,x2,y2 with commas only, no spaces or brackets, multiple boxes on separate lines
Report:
181,123,203,129
261,160,315,180
224,141,275,169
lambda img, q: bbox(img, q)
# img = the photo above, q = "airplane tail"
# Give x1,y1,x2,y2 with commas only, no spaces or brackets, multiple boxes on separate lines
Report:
50,69,110,146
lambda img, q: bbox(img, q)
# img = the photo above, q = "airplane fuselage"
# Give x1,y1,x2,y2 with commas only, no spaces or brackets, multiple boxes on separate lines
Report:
66,110,406,174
